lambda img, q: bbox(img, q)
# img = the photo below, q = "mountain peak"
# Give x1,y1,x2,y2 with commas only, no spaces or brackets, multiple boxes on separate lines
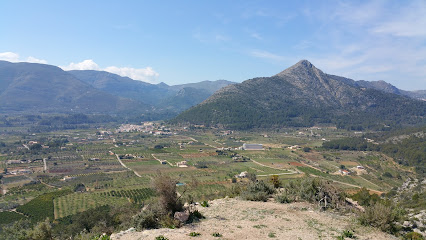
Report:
274,59,323,80
296,59,314,68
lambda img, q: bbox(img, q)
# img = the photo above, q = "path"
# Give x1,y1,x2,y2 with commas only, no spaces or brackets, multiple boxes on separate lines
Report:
250,159,299,176
151,154,173,166
43,158,48,171
299,161,384,194
114,153,142,177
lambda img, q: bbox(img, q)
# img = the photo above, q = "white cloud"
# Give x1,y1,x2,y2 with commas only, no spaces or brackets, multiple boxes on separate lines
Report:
0,52,48,64
104,66,159,83
60,59,159,83
26,56,48,64
0,52,20,62
60,59,100,71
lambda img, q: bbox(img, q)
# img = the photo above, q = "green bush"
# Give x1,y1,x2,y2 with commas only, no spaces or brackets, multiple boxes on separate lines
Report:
275,192,293,203
187,210,205,223
404,232,424,240
189,232,201,237
212,232,222,237
342,230,355,238
155,236,169,240
159,215,181,229
200,201,209,207
359,202,402,233
241,180,275,202
280,178,345,209
132,208,159,230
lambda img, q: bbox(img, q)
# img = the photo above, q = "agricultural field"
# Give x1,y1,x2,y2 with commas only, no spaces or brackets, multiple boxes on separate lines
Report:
0,121,419,235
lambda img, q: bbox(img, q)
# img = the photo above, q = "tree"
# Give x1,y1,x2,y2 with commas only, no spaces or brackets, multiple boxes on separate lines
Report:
269,175,281,188
303,147,311,152
153,172,183,214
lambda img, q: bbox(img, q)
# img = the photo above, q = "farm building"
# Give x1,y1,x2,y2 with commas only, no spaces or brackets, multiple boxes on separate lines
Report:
242,143,263,150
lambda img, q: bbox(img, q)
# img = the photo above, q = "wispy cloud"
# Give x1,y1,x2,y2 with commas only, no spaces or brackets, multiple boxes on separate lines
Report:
372,1,426,37
250,32,262,40
61,59,159,83
249,50,286,62
193,29,231,43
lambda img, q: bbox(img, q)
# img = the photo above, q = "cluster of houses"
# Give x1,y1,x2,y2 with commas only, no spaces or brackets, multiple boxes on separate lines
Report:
116,123,175,136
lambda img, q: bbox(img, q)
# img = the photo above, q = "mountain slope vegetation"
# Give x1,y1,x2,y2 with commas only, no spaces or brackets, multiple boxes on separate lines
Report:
173,60,426,130
0,61,146,114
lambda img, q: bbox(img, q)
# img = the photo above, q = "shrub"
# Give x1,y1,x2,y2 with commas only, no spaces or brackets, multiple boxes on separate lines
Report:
359,202,402,233
351,187,380,206
342,230,355,238
404,232,424,240
200,201,209,207
187,210,205,223
281,178,345,209
212,232,222,237
275,192,293,203
241,180,275,202
246,172,257,182
189,232,201,237
159,215,181,229
155,236,169,240
132,208,159,230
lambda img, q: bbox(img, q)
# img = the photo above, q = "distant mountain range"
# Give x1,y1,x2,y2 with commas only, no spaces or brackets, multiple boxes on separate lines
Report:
0,60,425,127
0,60,235,115
69,70,234,112
0,61,146,114
173,60,426,130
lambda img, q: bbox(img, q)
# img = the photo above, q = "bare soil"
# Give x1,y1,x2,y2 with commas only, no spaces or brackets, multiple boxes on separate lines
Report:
112,198,397,240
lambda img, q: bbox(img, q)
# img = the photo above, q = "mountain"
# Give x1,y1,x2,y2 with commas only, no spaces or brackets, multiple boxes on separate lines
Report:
172,60,426,130
322,74,426,101
0,61,146,114
172,80,235,94
69,70,235,111
68,70,172,105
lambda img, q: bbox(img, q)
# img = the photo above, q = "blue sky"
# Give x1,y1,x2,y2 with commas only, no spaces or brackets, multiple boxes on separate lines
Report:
0,0,425,90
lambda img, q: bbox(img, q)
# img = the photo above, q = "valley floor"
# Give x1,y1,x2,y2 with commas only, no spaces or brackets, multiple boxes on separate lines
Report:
112,198,396,240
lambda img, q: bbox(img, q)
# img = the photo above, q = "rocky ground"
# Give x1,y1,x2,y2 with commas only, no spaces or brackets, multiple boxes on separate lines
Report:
112,198,397,240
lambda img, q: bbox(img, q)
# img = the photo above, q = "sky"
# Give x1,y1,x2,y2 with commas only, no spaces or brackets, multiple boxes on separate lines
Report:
0,0,425,90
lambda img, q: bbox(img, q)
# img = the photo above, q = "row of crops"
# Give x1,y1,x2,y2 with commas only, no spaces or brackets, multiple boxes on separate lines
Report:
16,189,72,222
100,188,155,204
54,192,128,219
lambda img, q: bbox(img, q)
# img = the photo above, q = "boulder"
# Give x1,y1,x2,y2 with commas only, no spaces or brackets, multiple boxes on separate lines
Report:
174,211,189,223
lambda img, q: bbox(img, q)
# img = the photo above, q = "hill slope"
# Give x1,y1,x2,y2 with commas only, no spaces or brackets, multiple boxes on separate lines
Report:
0,61,146,114
173,60,426,129
112,198,396,240
69,70,235,112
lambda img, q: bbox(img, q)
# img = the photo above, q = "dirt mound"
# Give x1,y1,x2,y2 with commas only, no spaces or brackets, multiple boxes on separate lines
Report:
112,198,396,240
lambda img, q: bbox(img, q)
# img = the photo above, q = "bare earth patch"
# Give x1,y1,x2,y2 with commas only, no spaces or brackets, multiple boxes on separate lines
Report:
112,198,397,240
